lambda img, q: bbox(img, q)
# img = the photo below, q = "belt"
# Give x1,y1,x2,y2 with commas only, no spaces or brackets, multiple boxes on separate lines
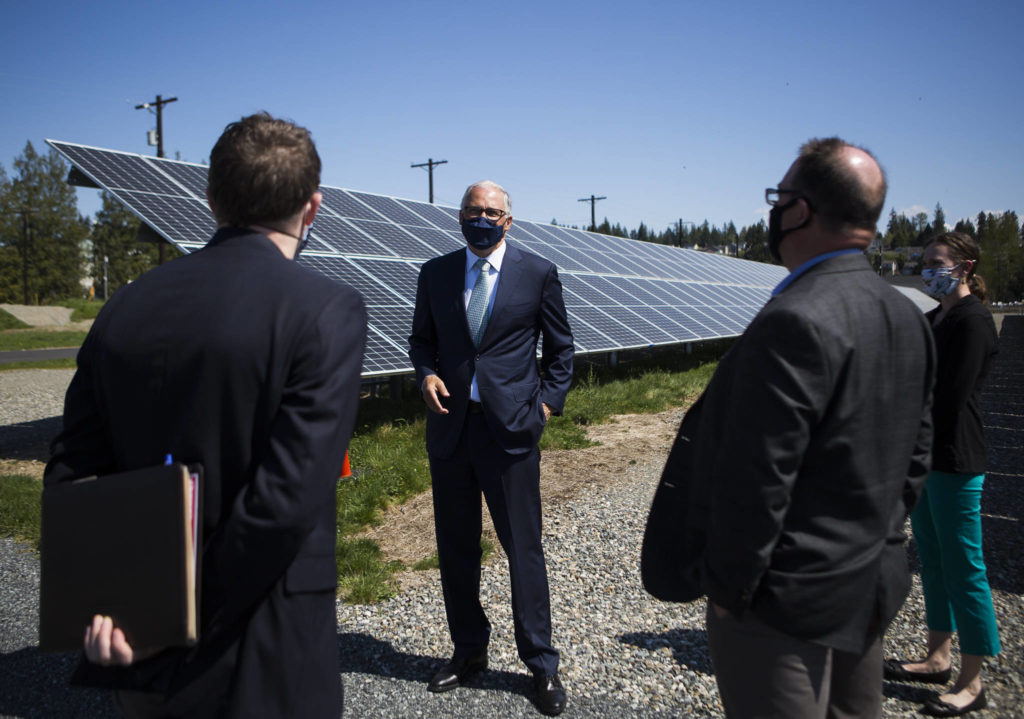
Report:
468,401,484,414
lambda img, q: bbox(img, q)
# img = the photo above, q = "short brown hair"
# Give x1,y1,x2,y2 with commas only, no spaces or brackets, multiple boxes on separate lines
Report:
207,112,321,227
926,231,988,302
790,137,886,234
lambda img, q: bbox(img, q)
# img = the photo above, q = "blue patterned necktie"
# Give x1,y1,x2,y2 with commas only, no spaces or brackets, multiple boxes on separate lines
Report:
466,258,493,346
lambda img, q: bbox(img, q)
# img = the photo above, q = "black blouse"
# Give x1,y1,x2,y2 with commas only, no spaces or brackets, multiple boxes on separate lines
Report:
924,295,998,474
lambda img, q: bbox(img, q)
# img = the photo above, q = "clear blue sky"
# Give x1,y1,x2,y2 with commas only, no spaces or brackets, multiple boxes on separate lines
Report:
3,0,1022,234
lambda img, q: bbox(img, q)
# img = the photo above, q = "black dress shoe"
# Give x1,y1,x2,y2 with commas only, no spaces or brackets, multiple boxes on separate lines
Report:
883,658,952,684
922,688,987,717
534,674,567,716
427,651,487,693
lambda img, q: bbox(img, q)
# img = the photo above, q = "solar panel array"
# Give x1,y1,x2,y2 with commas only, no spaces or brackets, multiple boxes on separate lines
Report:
48,140,787,377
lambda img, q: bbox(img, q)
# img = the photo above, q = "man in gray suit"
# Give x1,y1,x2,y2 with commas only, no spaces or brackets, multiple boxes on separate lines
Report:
694,138,936,718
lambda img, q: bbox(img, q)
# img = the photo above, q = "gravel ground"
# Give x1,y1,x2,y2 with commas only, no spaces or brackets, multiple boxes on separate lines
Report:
1,317,1021,718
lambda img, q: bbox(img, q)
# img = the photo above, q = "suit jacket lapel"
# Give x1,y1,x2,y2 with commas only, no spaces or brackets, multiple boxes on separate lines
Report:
482,243,523,346
437,251,471,340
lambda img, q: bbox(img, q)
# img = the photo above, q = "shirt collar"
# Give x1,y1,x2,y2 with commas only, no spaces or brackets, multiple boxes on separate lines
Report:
772,248,862,296
465,240,507,274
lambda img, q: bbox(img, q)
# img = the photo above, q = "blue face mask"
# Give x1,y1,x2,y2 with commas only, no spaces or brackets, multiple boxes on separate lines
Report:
921,266,959,299
461,216,505,250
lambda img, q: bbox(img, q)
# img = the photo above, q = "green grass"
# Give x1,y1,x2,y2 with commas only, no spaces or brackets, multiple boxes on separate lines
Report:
0,357,77,372
60,298,105,322
0,341,726,604
0,309,30,330
0,330,88,351
334,342,725,602
335,536,404,603
0,475,43,548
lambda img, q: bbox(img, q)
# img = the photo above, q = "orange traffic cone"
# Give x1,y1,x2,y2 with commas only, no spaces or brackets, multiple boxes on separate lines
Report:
340,451,352,479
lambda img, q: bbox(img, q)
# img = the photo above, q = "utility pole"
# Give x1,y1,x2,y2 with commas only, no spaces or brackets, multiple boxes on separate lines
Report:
577,194,607,231
676,219,695,247
135,94,177,263
16,209,32,305
135,94,178,158
410,158,448,203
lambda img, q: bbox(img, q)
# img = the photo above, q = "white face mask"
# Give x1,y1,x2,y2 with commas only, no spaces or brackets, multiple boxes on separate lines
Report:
921,265,960,299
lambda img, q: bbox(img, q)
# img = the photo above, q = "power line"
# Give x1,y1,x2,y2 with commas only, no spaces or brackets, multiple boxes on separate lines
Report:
410,158,448,204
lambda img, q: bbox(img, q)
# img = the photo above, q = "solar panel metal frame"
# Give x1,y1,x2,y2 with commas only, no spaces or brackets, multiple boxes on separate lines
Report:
48,139,788,378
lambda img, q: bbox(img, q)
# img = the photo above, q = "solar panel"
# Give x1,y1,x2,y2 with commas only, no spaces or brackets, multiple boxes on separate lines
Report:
48,139,788,377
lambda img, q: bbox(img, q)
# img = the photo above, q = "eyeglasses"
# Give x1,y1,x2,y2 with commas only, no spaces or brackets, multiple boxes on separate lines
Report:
765,188,797,207
463,205,507,221
765,187,814,211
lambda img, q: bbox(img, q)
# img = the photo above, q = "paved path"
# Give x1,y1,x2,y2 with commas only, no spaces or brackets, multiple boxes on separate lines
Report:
0,349,78,365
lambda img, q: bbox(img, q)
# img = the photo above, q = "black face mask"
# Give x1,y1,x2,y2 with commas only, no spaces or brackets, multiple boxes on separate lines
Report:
767,197,810,263
461,216,505,250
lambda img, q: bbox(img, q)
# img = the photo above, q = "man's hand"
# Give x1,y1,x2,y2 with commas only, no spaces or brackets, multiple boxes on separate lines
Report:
542,403,552,422
421,375,450,415
84,615,161,666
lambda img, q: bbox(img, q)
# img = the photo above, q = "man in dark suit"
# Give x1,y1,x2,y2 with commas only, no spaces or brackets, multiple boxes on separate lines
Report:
686,138,936,718
44,113,366,718
409,180,574,715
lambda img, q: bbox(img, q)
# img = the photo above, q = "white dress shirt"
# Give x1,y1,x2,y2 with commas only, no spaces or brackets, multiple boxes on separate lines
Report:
464,242,506,402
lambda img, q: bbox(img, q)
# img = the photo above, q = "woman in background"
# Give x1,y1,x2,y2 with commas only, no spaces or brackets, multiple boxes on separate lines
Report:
884,232,1001,717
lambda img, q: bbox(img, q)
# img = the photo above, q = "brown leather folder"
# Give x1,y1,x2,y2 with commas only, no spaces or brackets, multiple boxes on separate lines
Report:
39,462,201,653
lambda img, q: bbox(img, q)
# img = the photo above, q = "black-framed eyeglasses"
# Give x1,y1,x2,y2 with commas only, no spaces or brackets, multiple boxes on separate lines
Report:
463,205,507,221
765,188,815,211
765,188,797,207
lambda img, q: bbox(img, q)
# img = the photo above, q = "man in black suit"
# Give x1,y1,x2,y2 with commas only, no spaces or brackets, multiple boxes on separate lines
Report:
688,138,936,718
44,113,366,718
409,180,574,715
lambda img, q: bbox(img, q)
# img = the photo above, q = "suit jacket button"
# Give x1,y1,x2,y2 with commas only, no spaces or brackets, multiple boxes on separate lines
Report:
475,354,481,361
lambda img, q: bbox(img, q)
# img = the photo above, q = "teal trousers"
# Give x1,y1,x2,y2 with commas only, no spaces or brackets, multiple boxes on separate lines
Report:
910,470,1001,656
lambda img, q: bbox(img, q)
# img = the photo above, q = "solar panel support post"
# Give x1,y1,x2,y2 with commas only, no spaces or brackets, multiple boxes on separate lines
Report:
135,94,178,264
577,194,606,231
389,375,403,400
607,351,618,368
410,158,448,204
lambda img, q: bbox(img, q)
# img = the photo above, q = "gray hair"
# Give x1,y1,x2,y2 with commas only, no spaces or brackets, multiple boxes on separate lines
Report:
461,180,511,215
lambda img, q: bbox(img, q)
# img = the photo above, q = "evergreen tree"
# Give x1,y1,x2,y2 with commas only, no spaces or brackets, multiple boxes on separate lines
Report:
740,220,771,263
932,203,946,237
884,209,917,249
912,211,931,246
0,142,88,303
635,221,649,243
90,191,168,298
977,211,1023,302
0,164,19,298
953,218,976,236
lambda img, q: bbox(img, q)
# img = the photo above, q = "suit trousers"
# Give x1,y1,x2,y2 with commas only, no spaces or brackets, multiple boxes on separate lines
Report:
706,604,882,719
911,470,1001,656
429,412,558,676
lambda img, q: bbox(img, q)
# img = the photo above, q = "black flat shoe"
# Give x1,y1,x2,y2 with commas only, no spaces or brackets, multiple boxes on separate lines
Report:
922,689,987,717
883,658,952,684
534,673,567,716
427,651,487,693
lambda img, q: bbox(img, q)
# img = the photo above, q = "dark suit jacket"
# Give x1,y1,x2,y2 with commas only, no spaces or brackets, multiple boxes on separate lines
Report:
408,242,573,457
44,228,366,718
689,253,935,652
